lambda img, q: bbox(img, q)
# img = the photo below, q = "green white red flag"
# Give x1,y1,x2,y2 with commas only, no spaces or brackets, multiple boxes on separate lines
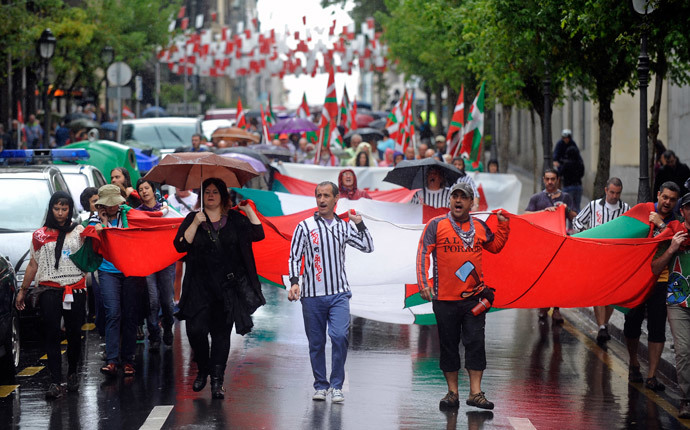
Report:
314,67,338,164
339,86,350,132
296,92,310,119
385,91,406,150
236,97,247,129
446,86,464,156
260,104,271,144
460,82,485,168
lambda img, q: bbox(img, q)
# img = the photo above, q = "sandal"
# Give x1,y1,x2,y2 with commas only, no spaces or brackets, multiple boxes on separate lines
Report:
466,391,494,410
123,363,136,377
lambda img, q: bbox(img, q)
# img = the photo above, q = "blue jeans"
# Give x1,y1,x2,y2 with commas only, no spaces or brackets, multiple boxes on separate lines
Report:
91,272,105,337
301,291,351,390
145,264,176,342
99,271,144,365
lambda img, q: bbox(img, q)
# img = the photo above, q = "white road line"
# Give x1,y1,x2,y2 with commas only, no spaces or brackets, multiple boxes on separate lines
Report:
139,405,174,430
508,417,537,430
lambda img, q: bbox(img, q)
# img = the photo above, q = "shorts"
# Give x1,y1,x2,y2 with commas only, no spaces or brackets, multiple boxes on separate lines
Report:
433,298,486,372
623,282,667,343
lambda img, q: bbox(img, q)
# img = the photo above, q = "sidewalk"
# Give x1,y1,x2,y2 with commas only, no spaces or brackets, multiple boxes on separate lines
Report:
507,163,678,384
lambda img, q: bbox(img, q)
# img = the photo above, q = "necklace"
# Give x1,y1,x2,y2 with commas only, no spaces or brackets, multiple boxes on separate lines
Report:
447,213,475,249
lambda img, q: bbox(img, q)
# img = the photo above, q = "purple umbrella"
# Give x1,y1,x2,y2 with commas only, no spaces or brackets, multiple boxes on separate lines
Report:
269,117,318,134
219,152,267,172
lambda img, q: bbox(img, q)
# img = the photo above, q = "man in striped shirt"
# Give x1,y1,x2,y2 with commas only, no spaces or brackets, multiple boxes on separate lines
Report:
572,177,630,344
410,166,452,208
453,156,480,211
287,181,374,404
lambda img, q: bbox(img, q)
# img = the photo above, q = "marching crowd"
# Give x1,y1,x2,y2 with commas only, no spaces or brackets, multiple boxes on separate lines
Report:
11,127,690,421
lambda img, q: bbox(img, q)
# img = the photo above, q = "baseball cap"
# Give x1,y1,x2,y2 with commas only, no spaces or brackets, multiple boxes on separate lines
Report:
435,135,445,143
278,133,288,140
562,129,572,137
680,192,690,208
450,182,474,199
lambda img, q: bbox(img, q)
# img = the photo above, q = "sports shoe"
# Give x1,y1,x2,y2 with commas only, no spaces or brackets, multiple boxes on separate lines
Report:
466,391,494,410
331,388,345,403
100,363,118,377
628,366,643,383
439,391,460,410
46,383,64,399
679,399,690,419
66,373,79,392
312,389,328,401
645,377,665,392
596,327,611,344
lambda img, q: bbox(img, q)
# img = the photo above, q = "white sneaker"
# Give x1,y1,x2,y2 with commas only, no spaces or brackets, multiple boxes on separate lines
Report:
331,388,345,403
312,389,328,401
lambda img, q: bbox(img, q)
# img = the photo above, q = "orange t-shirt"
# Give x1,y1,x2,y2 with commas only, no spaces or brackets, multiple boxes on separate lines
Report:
416,214,510,301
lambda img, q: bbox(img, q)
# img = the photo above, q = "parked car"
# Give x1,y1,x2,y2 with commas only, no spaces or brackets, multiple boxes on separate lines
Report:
55,164,107,213
121,117,202,155
202,119,234,141
0,255,19,383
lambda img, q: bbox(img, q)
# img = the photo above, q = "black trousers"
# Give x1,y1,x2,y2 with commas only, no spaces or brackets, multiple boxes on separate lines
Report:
39,288,86,383
185,302,233,372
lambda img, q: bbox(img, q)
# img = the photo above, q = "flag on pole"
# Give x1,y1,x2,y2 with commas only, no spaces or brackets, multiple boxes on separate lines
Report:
446,86,465,157
314,67,338,164
398,91,414,153
122,105,136,118
350,98,358,132
339,87,351,133
260,104,271,144
296,92,310,119
236,97,247,129
267,92,276,125
460,82,485,169
16,101,25,148
386,91,406,151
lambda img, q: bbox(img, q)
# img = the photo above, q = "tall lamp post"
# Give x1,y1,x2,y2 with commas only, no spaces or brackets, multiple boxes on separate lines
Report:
632,0,655,203
37,29,56,149
542,64,553,172
101,46,114,122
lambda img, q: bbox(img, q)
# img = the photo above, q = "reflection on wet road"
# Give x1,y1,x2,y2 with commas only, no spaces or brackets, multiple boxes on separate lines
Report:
0,285,688,429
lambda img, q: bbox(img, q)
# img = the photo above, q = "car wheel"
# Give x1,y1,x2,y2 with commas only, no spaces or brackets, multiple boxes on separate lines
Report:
11,313,19,369
0,314,17,384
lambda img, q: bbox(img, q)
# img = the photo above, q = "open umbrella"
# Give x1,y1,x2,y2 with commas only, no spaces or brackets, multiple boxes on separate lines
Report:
215,146,271,166
355,113,374,128
344,128,384,144
249,143,293,162
142,106,167,117
382,158,463,190
143,152,258,190
269,117,318,134
68,118,100,130
211,127,261,144
368,118,387,130
218,152,267,173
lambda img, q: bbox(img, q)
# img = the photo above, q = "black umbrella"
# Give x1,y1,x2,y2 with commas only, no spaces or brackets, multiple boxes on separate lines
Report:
368,118,387,130
344,127,384,145
68,118,100,130
249,144,293,162
63,112,91,124
382,158,463,190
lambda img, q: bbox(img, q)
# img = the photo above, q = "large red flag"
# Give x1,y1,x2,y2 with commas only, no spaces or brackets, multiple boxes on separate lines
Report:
446,86,464,156
236,97,247,129
314,67,337,163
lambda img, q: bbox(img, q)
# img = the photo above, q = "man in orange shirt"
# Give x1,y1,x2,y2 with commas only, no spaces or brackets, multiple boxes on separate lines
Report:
416,182,510,411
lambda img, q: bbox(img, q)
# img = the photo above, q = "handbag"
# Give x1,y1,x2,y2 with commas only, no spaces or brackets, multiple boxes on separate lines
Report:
69,237,103,272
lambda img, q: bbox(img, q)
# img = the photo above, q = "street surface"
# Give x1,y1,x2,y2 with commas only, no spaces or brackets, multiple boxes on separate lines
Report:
0,285,688,429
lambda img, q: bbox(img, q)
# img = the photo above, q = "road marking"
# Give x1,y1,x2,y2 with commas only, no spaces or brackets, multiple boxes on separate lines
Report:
562,320,690,428
139,405,174,430
0,385,19,397
16,366,44,376
508,417,537,430
40,350,65,360
61,336,84,345
82,323,96,331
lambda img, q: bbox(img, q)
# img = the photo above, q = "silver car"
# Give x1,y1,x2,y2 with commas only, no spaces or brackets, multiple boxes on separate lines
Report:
121,117,202,155
55,164,107,213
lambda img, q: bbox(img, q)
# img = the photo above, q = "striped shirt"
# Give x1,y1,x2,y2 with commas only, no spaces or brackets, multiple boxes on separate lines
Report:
455,174,479,198
410,187,452,208
572,198,630,232
289,213,374,298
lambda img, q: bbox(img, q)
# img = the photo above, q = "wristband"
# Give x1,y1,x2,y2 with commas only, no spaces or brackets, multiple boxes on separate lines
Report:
659,222,666,229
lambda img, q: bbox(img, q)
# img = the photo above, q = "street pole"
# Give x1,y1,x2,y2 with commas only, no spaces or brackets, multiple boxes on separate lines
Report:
637,25,651,203
542,67,552,172
42,61,49,149
184,64,188,117
155,61,160,117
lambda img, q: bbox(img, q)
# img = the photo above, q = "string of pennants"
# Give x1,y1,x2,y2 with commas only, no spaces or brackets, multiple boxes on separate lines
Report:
157,14,387,79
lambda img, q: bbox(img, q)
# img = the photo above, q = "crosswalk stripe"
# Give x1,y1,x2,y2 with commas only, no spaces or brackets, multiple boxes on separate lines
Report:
61,336,84,345
16,366,44,376
508,417,537,430
0,385,19,398
139,405,174,430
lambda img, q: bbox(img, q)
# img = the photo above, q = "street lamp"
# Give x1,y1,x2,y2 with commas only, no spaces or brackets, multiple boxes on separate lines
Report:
632,0,656,203
101,45,114,122
542,64,552,172
37,28,56,149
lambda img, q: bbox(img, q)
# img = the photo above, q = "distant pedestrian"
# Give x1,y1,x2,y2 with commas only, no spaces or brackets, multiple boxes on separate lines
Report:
16,191,87,399
416,182,510,411
572,177,630,344
25,114,44,148
110,167,142,208
559,145,585,212
487,159,499,174
411,166,452,209
654,150,690,199
174,178,265,399
338,169,371,200
288,181,374,403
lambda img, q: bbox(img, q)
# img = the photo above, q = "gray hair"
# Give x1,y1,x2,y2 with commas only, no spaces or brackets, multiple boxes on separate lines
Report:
315,181,338,197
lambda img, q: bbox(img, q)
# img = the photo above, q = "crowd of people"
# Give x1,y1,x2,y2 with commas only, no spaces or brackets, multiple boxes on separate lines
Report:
10,123,690,421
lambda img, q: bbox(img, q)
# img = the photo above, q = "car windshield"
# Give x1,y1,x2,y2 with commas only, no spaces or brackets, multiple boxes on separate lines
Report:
122,123,196,150
62,173,89,212
0,178,50,231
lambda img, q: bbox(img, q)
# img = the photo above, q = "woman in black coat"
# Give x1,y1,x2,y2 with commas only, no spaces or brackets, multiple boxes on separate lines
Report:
174,177,265,399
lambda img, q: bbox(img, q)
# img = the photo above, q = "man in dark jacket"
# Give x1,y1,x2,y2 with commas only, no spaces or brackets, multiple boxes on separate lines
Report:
654,150,690,200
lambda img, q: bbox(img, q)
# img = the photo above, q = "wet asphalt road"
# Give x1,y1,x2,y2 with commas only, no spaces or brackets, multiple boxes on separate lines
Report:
1,285,689,429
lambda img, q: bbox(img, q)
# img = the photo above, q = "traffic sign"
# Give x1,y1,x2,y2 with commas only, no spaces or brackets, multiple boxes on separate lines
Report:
107,62,133,87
